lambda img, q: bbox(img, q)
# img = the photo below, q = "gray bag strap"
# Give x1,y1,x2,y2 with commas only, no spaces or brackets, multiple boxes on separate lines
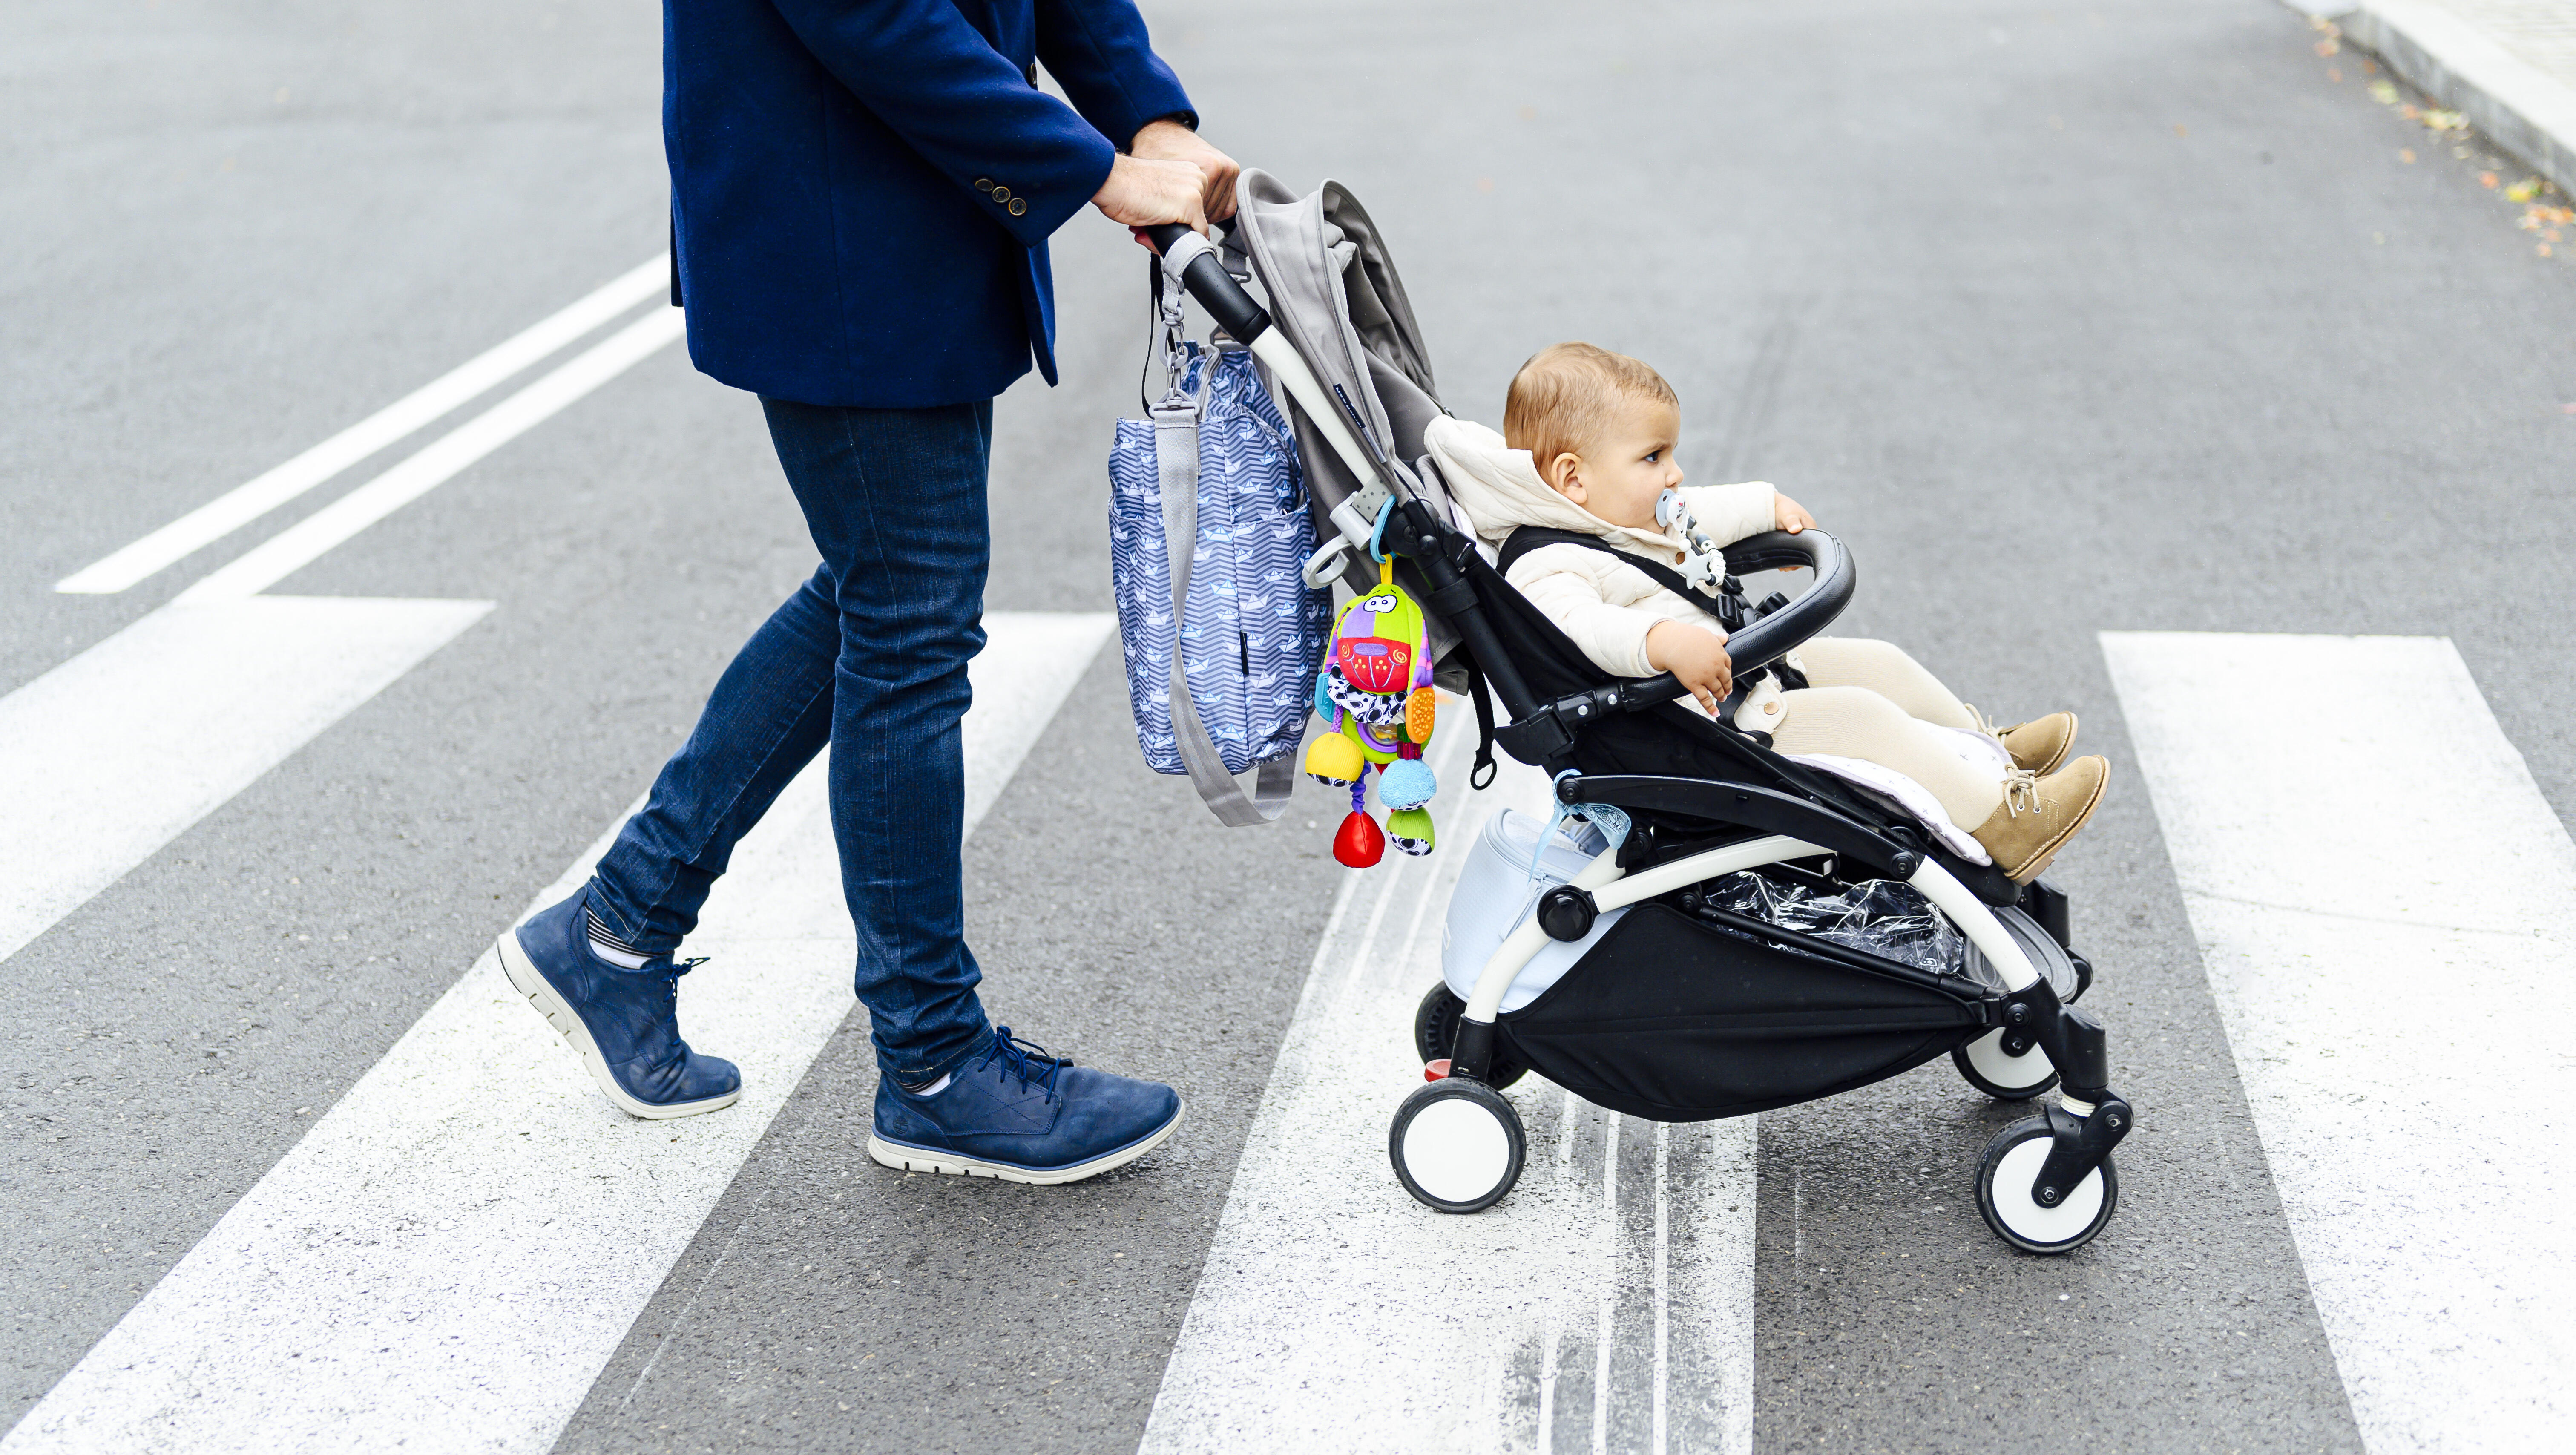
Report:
1151,384,1297,826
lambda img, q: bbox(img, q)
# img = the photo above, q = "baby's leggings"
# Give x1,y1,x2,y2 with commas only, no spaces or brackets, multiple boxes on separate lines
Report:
1765,637,2001,828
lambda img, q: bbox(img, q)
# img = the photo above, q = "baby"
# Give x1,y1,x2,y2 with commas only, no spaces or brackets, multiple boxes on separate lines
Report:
1424,342,2107,883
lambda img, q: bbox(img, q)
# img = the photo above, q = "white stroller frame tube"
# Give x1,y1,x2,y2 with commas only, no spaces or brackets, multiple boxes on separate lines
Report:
1460,835,2043,1027
1906,861,2042,993
1244,331,1393,549
1158,232,1385,521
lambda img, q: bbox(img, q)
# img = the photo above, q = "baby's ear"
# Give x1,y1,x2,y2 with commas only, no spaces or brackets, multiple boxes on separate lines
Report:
1542,451,1585,499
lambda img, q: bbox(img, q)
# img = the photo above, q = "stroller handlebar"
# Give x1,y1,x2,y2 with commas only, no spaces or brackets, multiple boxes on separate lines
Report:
1144,225,1274,345
1718,529,1854,675
1564,530,1848,714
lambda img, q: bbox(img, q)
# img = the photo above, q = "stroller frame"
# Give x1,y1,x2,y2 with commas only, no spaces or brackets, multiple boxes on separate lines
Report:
1144,217,2133,1254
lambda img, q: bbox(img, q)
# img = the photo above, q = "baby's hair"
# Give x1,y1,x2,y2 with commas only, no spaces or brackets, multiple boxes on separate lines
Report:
1503,342,1678,471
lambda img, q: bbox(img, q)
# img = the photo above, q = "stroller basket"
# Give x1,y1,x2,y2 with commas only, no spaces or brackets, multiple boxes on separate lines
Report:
1140,182,2134,1254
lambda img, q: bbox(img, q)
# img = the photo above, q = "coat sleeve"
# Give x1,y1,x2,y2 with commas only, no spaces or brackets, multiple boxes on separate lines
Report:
1506,548,1663,679
766,0,1173,249
1035,0,1196,152
1682,480,1779,546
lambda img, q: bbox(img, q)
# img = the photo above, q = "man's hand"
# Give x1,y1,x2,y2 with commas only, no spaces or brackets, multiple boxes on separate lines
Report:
1773,491,1816,534
1130,118,1238,222
1645,621,1734,715
1092,152,1210,237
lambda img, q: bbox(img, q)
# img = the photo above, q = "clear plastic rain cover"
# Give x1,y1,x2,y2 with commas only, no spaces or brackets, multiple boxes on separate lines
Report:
1694,871,1969,977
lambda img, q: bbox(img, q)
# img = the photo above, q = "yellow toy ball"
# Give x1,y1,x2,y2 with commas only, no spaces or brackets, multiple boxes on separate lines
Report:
1304,731,1364,787
1405,687,1438,745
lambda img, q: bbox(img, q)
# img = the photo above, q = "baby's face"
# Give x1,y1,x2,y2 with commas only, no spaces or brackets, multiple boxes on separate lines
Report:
1553,397,1684,531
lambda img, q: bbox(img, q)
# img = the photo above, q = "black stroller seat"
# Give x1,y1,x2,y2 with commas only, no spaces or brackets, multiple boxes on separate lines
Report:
1404,515,2128,1255
1137,180,2134,1255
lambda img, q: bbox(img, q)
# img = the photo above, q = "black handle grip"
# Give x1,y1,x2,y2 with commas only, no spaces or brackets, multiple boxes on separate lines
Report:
1144,226,1272,344
1715,529,1853,673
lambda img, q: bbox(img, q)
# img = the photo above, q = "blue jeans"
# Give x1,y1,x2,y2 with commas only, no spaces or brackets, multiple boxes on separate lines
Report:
588,398,996,1084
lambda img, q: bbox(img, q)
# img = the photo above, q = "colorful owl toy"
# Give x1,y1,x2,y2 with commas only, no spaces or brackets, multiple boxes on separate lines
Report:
1303,558,1440,868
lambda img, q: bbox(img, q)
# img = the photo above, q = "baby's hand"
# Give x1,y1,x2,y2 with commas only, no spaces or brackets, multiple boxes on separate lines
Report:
1645,621,1734,715
1773,492,1816,534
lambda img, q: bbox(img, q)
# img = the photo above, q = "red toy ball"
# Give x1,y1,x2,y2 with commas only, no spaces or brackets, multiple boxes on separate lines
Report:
1332,809,1386,868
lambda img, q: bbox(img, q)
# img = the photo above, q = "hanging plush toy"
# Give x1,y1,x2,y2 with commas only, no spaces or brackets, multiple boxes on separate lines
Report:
1303,556,1440,866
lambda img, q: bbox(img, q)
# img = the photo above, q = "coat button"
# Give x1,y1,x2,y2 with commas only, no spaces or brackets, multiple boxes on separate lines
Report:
1007,197,1027,216
991,184,1012,203
1024,61,1038,86
974,178,994,193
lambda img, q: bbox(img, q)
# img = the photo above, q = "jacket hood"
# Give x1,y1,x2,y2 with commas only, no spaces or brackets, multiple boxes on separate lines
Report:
1423,416,1689,561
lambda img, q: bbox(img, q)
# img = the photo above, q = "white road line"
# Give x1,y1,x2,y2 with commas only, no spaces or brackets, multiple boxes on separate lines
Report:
176,307,687,605
1138,749,1758,1455
0,611,1113,1455
2103,632,2576,1455
55,256,670,595
0,595,494,966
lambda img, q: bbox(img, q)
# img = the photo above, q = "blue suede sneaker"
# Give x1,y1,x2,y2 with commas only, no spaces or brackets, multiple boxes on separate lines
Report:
495,888,742,1119
868,1027,1184,1185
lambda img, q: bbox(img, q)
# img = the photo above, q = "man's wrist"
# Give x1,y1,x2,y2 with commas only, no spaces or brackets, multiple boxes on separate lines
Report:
1125,113,1199,151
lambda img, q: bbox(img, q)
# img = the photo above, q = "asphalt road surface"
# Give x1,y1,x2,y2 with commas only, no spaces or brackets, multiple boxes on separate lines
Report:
6,0,2573,1452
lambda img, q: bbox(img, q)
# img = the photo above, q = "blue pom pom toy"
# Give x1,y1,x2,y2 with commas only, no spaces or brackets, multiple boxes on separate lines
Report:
1377,756,1437,811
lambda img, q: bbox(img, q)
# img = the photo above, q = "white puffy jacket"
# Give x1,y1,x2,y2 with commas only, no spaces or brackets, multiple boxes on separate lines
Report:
1423,416,1777,679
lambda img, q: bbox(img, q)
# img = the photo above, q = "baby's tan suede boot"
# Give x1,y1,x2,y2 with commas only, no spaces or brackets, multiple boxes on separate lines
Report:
1966,706,2079,775
1970,754,2109,884
1981,710,2078,776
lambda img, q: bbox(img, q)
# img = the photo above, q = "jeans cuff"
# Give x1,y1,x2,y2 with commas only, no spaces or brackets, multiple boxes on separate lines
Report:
882,1018,994,1086
580,878,681,958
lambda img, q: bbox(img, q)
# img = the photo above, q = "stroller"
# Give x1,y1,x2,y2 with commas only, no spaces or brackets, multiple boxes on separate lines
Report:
1142,176,2132,1255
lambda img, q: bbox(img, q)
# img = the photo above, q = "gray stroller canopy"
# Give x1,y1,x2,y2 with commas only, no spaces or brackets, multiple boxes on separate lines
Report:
1226,173,1466,650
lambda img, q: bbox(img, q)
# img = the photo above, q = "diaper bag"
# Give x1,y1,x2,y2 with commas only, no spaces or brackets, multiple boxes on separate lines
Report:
1108,263,1331,824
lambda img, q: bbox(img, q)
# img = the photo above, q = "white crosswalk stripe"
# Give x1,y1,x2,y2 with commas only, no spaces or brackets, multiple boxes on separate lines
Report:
1141,742,1757,1455
19,613,2576,1451
3,272,685,971
0,595,492,966
0,612,1110,1455
2105,632,2576,1455
52,256,670,596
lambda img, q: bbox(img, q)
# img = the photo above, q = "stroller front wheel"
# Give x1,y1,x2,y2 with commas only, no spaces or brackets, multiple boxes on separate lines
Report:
1389,1078,1525,1213
1953,1027,2061,1101
1976,1115,2118,1254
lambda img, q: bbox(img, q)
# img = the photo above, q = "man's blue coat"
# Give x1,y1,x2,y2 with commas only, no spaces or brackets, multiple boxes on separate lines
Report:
664,0,1194,408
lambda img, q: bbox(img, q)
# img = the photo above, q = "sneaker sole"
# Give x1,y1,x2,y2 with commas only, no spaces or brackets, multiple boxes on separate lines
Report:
494,931,742,1121
865,1101,1188,1186
2005,765,2110,885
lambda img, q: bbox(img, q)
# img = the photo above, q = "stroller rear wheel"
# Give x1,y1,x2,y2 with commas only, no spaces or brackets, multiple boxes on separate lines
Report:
1389,1078,1525,1213
1953,1028,2060,1101
1976,1115,2118,1254
1414,983,1531,1089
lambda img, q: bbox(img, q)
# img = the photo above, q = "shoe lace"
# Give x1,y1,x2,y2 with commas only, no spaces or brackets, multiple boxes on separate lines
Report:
976,1026,1069,1104
1964,703,2008,744
659,956,708,1014
2001,767,2041,818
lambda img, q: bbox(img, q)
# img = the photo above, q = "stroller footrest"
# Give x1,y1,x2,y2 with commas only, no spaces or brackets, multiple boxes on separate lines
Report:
1561,774,1920,879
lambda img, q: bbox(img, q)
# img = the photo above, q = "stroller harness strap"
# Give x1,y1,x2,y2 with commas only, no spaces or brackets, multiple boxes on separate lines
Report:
1494,525,1731,621
1477,528,1898,833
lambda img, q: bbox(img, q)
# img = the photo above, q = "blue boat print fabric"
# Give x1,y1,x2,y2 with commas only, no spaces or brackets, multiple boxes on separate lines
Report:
1109,343,1329,776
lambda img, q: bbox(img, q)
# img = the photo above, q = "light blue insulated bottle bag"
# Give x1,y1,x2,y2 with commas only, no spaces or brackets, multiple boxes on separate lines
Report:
1107,264,1330,825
